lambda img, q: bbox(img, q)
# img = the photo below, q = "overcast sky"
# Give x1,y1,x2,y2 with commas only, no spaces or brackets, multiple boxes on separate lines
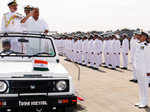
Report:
0,0,150,32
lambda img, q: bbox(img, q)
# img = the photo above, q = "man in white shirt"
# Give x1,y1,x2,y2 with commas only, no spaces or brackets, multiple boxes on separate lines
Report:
22,8,49,33
134,32,149,108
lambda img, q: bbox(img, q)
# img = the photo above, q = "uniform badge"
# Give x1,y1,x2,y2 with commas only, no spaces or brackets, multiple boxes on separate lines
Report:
140,46,145,50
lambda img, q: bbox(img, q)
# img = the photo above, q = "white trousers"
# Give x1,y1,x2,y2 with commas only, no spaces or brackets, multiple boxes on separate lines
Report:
89,53,95,67
136,70,148,105
104,52,110,67
111,53,117,68
116,53,120,66
83,52,88,65
132,62,137,80
122,53,128,68
97,53,102,67
92,53,102,68
78,52,83,64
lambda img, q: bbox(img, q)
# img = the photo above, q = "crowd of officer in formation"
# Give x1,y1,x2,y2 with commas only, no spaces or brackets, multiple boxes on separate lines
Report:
54,32,129,70
54,30,150,108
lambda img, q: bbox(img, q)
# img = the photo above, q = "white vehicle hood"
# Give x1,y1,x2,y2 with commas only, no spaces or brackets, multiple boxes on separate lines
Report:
0,61,68,78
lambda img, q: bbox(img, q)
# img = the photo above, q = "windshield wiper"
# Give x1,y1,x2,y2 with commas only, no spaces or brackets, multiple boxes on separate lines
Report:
32,52,52,56
0,51,24,57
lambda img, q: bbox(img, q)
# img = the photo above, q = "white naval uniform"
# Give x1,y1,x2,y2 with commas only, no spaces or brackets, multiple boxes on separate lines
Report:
103,40,107,65
88,39,94,67
121,38,129,68
103,40,109,67
97,39,103,67
78,40,83,64
70,39,74,61
111,39,117,69
107,39,113,68
116,39,121,67
1,12,24,52
65,39,69,59
73,41,78,62
87,39,92,65
1,12,23,32
82,39,88,65
130,37,138,80
134,42,148,106
68,39,72,60
94,39,103,68
91,39,97,68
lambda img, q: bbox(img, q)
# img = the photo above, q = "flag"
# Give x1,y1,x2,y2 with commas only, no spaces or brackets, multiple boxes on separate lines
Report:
33,59,49,71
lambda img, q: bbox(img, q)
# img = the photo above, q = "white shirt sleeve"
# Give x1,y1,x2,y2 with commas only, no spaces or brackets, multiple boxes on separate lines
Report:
144,46,150,73
41,19,49,31
1,15,6,32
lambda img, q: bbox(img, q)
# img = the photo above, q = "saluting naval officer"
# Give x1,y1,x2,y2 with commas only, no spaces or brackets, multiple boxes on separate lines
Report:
24,5,33,16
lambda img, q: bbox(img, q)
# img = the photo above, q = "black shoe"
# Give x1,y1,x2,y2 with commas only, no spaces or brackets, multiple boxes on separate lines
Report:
103,66,108,68
116,66,120,68
138,105,148,109
111,68,116,70
109,64,112,66
130,79,138,83
93,68,98,70
121,67,127,70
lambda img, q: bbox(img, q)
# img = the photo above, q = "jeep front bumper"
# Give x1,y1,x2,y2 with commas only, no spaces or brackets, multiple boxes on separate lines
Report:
0,95,77,111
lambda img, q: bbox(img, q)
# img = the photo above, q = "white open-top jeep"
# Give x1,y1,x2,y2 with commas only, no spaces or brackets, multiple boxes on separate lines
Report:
0,32,77,112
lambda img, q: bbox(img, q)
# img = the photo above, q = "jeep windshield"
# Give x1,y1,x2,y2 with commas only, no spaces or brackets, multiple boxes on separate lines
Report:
0,34,56,57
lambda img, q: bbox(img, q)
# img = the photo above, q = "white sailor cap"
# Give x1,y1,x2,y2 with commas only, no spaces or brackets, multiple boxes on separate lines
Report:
8,0,17,6
115,35,120,39
134,30,142,35
122,33,128,36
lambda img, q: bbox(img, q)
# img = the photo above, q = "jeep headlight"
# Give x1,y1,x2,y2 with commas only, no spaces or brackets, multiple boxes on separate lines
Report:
56,81,67,91
0,81,8,93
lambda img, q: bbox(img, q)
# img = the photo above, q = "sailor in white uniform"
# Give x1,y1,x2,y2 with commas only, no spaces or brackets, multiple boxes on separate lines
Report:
82,36,88,66
115,35,121,68
134,32,149,108
97,35,103,67
121,34,129,70
130,31,140,82
94,35,103,69
103,35,110,68
111,35,117,70
1,0,27,53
